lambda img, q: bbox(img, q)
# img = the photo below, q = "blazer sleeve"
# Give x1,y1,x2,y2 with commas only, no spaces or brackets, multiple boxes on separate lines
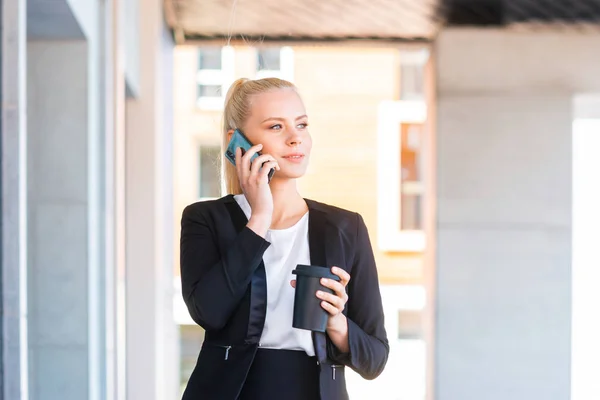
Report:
327,213,389,380
180,204,270,331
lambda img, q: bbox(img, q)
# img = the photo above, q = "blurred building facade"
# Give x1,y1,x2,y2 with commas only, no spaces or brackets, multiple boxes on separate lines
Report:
1,0,178,399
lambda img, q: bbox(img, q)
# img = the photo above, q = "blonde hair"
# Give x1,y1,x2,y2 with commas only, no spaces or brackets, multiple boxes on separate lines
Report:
222,77,297,195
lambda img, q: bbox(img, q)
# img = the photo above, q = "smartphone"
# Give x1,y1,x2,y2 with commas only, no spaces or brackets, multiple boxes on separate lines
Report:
225,129,275,182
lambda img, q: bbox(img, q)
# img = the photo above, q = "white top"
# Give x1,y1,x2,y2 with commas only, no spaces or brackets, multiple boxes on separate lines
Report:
234,194,314,356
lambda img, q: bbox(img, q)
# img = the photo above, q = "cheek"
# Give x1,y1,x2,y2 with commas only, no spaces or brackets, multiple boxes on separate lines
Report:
305,135,313,152
260,141,278,155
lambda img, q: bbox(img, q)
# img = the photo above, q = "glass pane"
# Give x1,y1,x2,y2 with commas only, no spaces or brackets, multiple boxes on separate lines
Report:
401,193,422,230
257,47,281,71
199,146,221,198
197,84,222,98
397,309,423,339
179,325,204,396
400,123,424,230
400,64,424,100
198,47,222,70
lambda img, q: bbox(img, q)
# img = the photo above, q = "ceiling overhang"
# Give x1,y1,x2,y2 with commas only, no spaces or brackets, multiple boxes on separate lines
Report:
165,0,600,45
165,0,442,44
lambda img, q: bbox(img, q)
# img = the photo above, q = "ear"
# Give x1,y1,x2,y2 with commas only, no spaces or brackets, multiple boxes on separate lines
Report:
226,129,235,143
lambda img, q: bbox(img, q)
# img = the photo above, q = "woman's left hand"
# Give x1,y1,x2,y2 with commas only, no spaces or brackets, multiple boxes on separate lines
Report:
317,266,351,331
290,266,351,352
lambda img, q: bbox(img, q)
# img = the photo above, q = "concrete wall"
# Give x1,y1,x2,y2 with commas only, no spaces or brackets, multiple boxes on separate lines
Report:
434,28,600,400
27,0,84,39
27,40,90,400
66,0,96,40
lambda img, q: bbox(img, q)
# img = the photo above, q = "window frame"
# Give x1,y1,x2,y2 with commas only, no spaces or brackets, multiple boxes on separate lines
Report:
377,100,427,252
196,46,235,110
254,46,294,81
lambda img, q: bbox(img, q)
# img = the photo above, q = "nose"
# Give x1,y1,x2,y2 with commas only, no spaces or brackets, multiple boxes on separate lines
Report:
287,131,302,147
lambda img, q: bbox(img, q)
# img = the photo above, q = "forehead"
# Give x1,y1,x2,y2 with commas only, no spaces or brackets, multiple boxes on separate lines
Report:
248,88,306,119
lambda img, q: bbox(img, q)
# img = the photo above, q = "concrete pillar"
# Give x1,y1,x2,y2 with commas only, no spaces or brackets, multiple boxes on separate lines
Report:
125,0,178,398
26,2,105,399
1,0,29,398
27,40,90,400
433,29,600,400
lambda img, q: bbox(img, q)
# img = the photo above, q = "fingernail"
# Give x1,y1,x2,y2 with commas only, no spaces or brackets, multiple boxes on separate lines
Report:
316,291,323,297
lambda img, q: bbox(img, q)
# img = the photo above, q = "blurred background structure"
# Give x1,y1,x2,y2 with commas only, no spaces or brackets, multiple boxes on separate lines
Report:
2,0,600,399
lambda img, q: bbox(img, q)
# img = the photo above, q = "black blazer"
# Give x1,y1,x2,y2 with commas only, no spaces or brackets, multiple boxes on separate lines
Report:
180,194,389,400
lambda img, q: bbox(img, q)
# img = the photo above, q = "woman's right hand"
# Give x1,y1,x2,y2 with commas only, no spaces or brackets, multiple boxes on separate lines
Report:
235,144,279,236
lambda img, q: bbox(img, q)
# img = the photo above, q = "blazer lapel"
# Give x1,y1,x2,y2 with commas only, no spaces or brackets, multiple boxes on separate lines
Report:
306,201,331,363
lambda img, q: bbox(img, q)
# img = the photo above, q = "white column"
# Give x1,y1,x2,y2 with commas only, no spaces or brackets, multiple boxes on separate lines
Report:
1,0,28,398
102,0,127,398
434,29,600,400
125,0,177,398
571,95,600,400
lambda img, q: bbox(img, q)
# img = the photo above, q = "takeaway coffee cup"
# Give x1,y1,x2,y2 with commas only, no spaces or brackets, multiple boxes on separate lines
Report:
291,264,341,332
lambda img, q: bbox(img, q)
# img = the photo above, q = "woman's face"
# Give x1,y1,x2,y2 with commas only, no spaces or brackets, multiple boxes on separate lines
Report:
238,88,312,180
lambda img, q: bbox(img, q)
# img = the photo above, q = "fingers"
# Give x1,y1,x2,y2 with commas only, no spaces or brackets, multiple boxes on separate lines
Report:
316,289,346,315
236,144,280,188
235,147,244,181
249,154,279,177
290,279,296,288
235,144,262,176
331,266,351,287
236,144,279,181
317,266,351,316
320,299,342,316
319,279,348,307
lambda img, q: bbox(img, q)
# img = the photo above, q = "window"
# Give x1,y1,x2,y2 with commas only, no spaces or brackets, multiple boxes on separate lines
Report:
399,49,428,101
257,48,281,71
377,101,427,252
255,47,294,81
196,46,234,110
198,146,221,199
400,123,425,230
178,324,205,396
400,64,425,101
198,47,222,70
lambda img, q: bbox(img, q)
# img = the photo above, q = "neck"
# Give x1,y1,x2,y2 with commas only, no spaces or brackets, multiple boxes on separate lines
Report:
268,178,307,223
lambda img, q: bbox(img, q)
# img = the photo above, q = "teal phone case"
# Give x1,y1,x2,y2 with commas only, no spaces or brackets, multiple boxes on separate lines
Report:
225,129,275,182
225,129,256,166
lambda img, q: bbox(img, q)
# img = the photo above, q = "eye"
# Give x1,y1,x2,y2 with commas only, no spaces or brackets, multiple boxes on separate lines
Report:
297,122,308,129
269,124,282,130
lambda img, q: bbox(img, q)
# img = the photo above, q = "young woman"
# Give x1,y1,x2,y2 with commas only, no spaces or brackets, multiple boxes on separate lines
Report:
180,77,388,400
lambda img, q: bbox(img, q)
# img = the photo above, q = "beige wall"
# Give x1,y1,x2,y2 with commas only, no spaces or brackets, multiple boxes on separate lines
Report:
173,45,423,284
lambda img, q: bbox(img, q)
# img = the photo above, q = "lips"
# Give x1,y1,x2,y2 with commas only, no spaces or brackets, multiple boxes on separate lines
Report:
281,153,305,164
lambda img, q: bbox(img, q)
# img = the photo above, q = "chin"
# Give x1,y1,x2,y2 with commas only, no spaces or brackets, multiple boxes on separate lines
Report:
273,168,307,180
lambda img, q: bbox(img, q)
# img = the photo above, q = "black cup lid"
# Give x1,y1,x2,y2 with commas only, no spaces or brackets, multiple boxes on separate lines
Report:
292,264,341,281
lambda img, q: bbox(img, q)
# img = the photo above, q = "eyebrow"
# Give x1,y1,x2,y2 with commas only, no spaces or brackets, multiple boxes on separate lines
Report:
261,115,308,123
